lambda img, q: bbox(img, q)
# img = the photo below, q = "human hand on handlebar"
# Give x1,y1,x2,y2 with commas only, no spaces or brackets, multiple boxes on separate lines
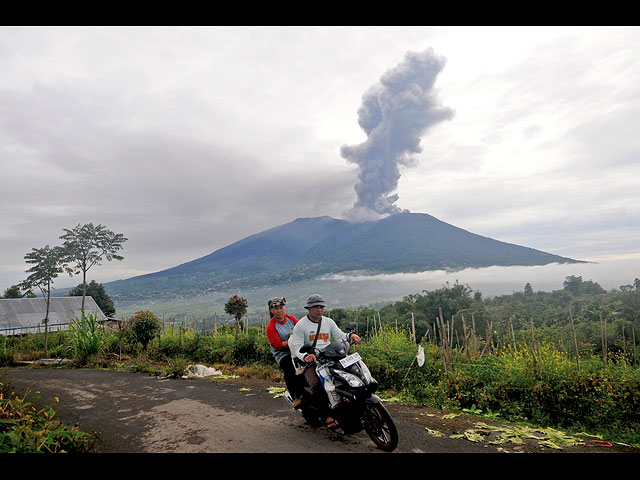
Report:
304,353,317,363
350,333,361,344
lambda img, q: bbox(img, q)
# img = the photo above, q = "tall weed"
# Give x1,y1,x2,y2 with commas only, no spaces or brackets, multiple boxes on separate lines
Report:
67,313,106,364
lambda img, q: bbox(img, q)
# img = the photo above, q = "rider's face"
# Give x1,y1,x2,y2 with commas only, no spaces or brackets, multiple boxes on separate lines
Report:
307,305,324,321
270,305,285,320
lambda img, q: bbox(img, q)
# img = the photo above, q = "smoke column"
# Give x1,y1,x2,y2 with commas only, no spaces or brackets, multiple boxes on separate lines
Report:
341,48,454,218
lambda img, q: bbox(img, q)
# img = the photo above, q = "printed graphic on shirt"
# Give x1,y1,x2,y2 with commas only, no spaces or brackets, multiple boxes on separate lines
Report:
309,332,330,343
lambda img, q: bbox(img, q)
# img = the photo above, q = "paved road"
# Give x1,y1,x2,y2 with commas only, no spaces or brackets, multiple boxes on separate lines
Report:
2,367,503,454
3,367,638,454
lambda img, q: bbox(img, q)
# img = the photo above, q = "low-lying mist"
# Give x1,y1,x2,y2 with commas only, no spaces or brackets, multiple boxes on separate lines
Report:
319,257,640,298
114,258,639,319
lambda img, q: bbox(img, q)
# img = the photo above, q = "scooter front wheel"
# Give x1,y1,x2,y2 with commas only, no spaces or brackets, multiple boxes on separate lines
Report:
363,402,398,452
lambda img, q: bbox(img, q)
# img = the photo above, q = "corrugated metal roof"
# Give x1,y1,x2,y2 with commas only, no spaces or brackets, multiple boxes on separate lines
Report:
0,297,106,335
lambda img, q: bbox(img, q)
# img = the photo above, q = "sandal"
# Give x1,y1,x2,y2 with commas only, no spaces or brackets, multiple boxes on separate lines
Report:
325,416,339,429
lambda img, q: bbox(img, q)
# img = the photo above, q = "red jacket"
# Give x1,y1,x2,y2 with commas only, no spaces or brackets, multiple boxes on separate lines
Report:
266,314,298,350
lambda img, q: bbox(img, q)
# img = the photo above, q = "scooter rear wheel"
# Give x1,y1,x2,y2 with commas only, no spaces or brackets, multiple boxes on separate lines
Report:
301,406,322,427
363,402,398,452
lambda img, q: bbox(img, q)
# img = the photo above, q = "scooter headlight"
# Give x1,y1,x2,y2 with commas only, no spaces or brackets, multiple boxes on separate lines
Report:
358,361,373,383
337,371,365,387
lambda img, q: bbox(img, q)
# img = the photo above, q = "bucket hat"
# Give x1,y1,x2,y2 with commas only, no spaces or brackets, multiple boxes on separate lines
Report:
304,294,327,309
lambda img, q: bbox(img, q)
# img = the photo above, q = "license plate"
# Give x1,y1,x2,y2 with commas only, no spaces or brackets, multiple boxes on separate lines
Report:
340,352,362,368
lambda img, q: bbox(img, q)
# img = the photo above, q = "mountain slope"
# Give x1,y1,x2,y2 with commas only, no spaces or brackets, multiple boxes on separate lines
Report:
104,213,579,301
302,213,574,274
143,216,370,278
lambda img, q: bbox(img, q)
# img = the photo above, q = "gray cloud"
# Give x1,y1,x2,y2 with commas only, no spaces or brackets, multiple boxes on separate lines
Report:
0,67,357,287
1,26,639,295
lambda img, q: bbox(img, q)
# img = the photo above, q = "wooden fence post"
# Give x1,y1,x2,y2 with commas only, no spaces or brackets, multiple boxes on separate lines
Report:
569,308,581,371
462,315,469,360
633,325,637,365
438,307,451,374
471,313,478,358
411,312,416,344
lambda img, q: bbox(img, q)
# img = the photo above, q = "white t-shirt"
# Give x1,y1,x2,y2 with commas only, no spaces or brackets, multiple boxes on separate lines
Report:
291,315,348,362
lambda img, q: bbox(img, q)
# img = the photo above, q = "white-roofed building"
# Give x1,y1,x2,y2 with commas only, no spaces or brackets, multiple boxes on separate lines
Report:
0,297,106,336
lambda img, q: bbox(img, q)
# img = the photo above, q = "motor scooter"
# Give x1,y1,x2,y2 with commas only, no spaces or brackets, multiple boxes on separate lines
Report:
284,322,399,452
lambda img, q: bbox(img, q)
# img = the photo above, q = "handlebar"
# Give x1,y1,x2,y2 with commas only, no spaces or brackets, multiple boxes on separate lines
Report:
300,333,360,363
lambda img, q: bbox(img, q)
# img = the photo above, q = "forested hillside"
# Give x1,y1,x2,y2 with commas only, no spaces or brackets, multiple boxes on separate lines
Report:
330,275,640,360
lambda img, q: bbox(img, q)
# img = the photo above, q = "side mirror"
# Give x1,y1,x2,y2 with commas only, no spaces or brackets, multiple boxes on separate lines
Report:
345,322,357,332
300,345,312,354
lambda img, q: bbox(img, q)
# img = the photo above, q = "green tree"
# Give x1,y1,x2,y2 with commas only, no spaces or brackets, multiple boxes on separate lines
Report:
224,294,248,337
388,281,475,339
127,310,161,352
66,280,116,317
563,275,605,295
563,275,583,295
2,285,26,298
59,223,127,315
19,245,66,356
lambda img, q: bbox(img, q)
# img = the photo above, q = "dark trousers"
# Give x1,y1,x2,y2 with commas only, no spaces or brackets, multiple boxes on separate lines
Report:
303,362,330,417
279,354,304,399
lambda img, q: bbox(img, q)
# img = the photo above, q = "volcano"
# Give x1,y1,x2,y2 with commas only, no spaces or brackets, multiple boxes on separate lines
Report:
103,213,580,302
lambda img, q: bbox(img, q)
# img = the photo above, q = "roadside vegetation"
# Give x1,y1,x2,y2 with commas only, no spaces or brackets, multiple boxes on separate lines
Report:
2,276,639,450
0,379,94,453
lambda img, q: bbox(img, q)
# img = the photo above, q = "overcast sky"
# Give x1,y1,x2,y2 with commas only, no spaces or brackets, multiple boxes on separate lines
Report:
1,26,639,293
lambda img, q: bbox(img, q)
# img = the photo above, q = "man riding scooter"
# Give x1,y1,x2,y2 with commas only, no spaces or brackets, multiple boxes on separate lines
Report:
291,294,361,429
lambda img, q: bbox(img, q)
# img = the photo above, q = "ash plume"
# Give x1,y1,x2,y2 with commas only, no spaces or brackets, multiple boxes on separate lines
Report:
341,48,454,218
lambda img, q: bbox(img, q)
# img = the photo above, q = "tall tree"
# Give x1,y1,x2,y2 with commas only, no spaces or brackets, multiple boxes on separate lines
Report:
67,280,116,317
524,283,534,296
59,223,127,314
19,245,65,356
224,294,248,337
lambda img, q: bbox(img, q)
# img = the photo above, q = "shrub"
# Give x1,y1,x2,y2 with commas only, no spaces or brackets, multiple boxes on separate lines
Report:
203,331,236,364
163,357,190,378
126,311,162,352
0,381,94,453
0,350,13,367
232,333,271,365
